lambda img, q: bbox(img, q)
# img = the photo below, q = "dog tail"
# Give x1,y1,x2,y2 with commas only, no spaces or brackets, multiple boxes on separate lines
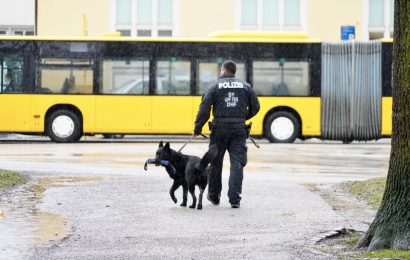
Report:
199,144,218,170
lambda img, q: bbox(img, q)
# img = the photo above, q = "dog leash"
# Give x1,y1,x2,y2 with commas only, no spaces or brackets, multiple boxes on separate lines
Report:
249,136,260,148
178,134,208,153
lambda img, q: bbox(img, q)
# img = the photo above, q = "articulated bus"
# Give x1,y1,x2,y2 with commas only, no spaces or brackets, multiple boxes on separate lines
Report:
0,33,392,143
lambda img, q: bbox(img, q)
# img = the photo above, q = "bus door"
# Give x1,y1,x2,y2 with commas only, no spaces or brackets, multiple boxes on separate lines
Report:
95,59,151,133
0,54,30,132
151,60,193,134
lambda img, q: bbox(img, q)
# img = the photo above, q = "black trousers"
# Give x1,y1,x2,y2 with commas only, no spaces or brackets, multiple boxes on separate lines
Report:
208,126,248,204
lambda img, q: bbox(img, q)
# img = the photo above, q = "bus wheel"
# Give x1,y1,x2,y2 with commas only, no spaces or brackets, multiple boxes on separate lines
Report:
264,111,300,143
47,110,82,143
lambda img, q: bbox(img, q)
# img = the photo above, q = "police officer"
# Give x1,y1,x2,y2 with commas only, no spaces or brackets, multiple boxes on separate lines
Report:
192,60,260,208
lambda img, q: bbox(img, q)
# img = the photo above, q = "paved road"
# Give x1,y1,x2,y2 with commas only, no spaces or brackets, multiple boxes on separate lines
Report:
0,139,391,259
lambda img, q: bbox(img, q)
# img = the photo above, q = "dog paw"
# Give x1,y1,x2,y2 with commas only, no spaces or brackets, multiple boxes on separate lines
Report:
189,205,196,209
180,203,187,207
171,198,177,204
197,205,202,210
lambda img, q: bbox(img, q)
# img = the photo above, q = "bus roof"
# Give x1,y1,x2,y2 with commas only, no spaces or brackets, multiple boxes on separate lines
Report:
0,33,321,44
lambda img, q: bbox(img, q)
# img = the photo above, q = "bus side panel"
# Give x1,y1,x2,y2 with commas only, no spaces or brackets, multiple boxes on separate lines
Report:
95,96,151,133
30,95,96,132
192,96,212,134
151,96,193,134
251,97,321,136
0,94,31,132
381,97,392,136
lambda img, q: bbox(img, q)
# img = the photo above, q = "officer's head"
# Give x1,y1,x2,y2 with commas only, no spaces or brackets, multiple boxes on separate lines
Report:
220,60,236,76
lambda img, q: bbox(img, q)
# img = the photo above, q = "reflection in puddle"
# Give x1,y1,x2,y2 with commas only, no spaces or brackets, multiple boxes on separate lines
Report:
0,176,101,259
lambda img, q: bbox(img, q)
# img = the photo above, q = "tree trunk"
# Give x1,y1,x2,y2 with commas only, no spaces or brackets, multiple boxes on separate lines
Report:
357,0,410,250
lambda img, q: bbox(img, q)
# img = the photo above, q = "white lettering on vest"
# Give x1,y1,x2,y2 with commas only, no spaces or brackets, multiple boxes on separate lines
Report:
224,92,239,107
218,81,244,89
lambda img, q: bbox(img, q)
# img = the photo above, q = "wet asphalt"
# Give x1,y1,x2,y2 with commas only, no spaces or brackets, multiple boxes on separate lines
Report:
0,136,391,259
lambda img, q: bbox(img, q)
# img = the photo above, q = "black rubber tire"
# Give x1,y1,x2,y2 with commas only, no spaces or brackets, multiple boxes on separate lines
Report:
46,109,82,143
264,111,300,143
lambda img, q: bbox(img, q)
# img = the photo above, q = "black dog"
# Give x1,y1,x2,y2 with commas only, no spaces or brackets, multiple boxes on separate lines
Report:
155,141,217,210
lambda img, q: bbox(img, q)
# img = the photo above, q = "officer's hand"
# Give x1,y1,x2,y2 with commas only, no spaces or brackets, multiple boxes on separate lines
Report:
192,133,198,138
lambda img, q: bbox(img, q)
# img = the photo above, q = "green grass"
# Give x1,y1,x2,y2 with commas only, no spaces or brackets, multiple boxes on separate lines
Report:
347,178,410,259
361,250,410,260
0,169,27,190
346,233,361,246
347,177,386,209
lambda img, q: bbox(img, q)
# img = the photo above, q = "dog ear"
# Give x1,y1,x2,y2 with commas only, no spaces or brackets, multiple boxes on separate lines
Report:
159,141,163,147
164,142,170,150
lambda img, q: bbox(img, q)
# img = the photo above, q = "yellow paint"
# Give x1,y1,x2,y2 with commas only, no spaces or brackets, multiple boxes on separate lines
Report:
250,97,321,136
30,95,96,132
381,97,392,136
209,31,310,39
151,96,193,133
0,95,31,131
102,32,122,37
83,14,88,37
0,35,320,44
95,96,151,132
0,93,321,137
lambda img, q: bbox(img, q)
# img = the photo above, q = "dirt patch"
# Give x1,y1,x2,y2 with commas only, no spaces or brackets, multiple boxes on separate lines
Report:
304,182,376,229
313,228,367,259
304,182,376,259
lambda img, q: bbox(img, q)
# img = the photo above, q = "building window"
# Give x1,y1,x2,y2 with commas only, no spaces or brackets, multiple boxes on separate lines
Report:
240,0,305,30
114,0,174,37
0,27,35,36
368,0,394,39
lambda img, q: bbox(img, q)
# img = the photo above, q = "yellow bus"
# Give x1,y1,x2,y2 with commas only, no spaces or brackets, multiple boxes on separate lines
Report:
0,34,392,143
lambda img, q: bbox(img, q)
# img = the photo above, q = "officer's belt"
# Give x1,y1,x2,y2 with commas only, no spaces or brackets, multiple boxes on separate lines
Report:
210,121,246,129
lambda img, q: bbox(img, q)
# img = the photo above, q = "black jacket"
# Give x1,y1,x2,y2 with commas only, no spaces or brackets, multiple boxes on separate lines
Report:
194,74,260,134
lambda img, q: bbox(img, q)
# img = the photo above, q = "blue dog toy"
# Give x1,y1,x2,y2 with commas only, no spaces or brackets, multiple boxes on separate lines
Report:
144,159,176,177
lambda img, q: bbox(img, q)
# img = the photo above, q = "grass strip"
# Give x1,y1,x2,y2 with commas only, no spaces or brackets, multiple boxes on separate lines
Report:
0,169,27,190
361,250,410,260
347,177,386,210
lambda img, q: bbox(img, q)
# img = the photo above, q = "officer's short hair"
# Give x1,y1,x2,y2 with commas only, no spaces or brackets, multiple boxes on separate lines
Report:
222,60,236,75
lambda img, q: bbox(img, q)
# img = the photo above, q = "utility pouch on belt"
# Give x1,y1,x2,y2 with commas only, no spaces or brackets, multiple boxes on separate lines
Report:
246,122,252,138
208,121,213,131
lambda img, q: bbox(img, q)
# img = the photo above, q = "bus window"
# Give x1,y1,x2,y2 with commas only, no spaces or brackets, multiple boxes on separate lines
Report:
0,55,24,93
197,61,246,95
37,59,93,94
253,60,310,96
100,60,149,95
156,60,190,95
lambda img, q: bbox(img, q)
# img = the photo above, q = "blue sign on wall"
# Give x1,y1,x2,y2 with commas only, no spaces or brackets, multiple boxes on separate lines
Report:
341,26,356,40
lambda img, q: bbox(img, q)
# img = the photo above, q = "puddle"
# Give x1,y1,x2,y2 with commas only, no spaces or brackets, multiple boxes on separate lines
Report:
0,176,102,259
34,211,69,246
